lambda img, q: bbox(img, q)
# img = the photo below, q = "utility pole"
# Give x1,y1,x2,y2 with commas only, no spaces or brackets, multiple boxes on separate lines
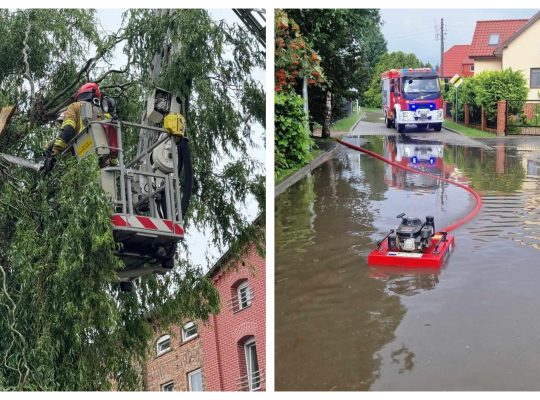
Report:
440,18,444,79
435,18,446,79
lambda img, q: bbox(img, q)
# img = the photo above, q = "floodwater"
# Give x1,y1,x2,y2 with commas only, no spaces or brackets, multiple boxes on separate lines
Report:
275,130,540,390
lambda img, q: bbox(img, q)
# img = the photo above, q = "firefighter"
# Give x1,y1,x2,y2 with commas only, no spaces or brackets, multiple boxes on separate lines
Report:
42,83,103,174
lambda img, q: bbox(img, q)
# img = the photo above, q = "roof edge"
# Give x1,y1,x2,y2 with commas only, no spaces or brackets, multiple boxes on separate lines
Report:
493,10,540,56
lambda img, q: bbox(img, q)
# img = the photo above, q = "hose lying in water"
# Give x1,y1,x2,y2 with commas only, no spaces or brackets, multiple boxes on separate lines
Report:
336,138,482,233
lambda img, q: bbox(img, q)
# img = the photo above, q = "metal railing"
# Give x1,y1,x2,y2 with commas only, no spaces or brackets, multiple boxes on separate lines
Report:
226,287,255,313
237,368,265,391
63,119,183,224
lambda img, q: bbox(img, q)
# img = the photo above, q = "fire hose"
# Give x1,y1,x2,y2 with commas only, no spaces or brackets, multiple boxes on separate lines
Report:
336,138,482,233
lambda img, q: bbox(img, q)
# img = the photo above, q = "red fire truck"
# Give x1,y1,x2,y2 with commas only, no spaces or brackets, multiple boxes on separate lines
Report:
381,68,443,133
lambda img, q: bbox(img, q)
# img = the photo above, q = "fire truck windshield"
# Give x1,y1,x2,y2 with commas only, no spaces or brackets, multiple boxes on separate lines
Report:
402,78,440,95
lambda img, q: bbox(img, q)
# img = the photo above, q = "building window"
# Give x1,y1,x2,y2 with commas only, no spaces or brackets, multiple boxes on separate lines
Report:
488,33,499,45
187,368,203,391
244,338,261,391
237,281,253,310
156,334,171,356
181,321,198,342
470,65,474,72
161,381,174,391
531,68,540,89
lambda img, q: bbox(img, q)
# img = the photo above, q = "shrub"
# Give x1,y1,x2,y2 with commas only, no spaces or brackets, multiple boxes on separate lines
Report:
473,69,528,119
444,69,528,124
275,91,313,172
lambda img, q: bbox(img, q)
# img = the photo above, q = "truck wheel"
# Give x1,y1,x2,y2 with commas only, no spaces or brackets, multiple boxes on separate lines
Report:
433,123,442,132
385,113,392,128
397,123,405,133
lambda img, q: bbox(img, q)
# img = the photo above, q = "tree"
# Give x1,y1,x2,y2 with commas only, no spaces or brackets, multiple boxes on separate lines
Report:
274,9,320,179
0,9,264,390
285,9,387,137
274,9,324,93
363,51,430,108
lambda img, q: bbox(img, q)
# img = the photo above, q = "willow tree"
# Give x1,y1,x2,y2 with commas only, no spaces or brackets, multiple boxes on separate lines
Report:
0,9,264,390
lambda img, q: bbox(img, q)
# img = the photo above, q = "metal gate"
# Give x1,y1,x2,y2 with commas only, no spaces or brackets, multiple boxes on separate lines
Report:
506,100,540,135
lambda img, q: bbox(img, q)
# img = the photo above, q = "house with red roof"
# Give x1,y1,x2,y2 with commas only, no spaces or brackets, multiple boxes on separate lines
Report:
439,44,474,79
469,11,540,97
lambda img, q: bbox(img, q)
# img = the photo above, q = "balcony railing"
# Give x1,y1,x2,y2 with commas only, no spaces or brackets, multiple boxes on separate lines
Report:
237,368,265,391
226,288,254,313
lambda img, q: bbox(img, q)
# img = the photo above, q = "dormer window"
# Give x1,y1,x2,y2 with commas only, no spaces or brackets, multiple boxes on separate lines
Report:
488,34,499,46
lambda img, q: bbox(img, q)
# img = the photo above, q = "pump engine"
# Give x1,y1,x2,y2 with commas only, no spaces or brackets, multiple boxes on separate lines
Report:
387,213,435,252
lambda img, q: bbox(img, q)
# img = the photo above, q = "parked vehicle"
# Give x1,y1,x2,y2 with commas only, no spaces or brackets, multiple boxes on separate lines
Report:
381,68,443,133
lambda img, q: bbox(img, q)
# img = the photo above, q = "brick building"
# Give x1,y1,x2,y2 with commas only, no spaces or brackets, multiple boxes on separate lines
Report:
144,240,266,392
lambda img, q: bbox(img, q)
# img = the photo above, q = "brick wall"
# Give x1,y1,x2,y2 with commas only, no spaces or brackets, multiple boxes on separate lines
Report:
144,242,266,392
201,244,266,391
497,100,507,136
145,324,205,391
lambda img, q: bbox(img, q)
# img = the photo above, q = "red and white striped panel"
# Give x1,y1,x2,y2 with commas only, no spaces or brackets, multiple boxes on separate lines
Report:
111,214,184,236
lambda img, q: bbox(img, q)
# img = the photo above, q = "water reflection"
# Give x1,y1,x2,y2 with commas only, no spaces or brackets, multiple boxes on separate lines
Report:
384,135,446,190
369,266,441,297
276,135,540,390
275,159,407,391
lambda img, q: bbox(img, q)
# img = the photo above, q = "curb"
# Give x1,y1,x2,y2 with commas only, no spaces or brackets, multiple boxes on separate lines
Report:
348,113,363,135
442,124,464,136
274,143,337,197
274,112,362,198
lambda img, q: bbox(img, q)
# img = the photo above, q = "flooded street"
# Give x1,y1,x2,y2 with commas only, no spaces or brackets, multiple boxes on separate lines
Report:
275,124,540,390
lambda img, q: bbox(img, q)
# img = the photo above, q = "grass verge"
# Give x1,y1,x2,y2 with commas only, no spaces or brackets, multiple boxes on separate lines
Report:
331,111,361,132
275,148,323,185
443,120,495,138
359,106,383,113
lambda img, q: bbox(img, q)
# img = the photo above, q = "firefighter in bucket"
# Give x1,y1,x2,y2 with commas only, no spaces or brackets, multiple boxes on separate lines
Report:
42,82,119,173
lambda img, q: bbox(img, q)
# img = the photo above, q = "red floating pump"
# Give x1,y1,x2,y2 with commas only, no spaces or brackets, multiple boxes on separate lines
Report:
336,138,482,269
367,214,455,268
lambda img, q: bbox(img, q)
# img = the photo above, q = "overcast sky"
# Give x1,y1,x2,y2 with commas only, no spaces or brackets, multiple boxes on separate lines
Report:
380,9,538,66
96,9,265,269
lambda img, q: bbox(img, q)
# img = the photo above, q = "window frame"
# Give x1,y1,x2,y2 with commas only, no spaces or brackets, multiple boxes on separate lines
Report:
181,321,198,343
187,368,203,391
156,334,171,356
488,33,499,46
244,338,261,391
531,68,540,89
161,381,174,391
237,281,253,311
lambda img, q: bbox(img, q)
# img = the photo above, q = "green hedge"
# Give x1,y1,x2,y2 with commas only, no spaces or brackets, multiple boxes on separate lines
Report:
445,69,528,122
275,92,314,172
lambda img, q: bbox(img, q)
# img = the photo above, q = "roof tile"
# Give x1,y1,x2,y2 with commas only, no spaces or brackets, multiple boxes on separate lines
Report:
439,44,474,78
469,19,528,58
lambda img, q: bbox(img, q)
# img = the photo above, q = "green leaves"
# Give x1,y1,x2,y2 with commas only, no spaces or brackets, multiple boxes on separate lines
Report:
445,69,528,122
0,9,263,390
275,92,314,172
364,51,428,108
285,9,386,122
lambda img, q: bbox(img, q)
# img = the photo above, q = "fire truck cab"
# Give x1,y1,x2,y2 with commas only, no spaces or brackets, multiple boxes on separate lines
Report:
381,68,443,134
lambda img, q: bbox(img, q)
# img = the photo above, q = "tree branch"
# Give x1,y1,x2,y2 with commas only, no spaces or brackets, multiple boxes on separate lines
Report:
42,34,127,112
22,12,35,112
